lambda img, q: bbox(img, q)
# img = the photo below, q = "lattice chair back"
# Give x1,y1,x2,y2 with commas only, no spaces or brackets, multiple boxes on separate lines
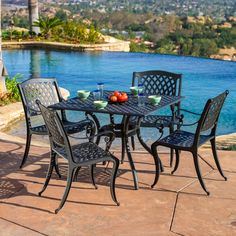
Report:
132,70,182,96
196,90,229,138
18,78,62,117
37,101,71,160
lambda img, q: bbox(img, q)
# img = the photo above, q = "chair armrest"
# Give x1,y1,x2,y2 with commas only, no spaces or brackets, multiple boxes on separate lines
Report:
155,117,172,127
28,108,41,116
91,130,116,142
179,108,201,116
180,121,199,127
68,130,115,142
177,108,201,128
69,130,115,153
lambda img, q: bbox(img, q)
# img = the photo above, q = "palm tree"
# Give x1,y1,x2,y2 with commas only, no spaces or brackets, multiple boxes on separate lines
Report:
28,0,40,34
33,17,62,39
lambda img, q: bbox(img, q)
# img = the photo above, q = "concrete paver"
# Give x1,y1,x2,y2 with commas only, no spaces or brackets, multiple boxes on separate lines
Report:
172,194,236,236
0,140,236,236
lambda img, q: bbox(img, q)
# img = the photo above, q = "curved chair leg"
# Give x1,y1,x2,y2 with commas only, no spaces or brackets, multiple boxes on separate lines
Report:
170,149,174,167
137,128,164,172
169,125,174,167
192,152,210,195
110,158,120,206
120,137,126,164
95,135,101,146
151,145,161,188
131,136,135,150
54,154,61,179
210,138,227,180
39,152,55,196
20,133,32,168
73,166,81,181
55,168,75,214
171,149,180,174
90,164,98,189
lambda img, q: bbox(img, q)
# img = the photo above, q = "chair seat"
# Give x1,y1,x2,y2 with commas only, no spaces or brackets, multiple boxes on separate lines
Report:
156,130,213,149
31,119,92,135
129,115,180,128
56,142,113,164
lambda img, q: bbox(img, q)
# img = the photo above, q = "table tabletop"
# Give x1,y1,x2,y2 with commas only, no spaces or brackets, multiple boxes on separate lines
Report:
49,91,184,117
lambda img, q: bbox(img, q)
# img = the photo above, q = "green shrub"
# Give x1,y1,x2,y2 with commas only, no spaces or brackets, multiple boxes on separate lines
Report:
130,42,147,52
0,74,22,106
87,25,101,43
5,74,22,101
222,144,236,151
2,31,10,40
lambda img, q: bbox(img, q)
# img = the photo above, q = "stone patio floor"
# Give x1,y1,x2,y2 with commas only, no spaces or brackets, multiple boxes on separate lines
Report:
0,139,236,236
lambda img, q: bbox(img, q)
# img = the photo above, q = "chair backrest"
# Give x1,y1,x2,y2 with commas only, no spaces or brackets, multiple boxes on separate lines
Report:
194,90,229,145
18,78,62,117
132,70,182,96
37,101,72,161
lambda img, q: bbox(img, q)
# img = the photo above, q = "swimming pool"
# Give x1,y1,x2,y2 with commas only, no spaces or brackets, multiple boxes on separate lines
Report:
3,49,236,139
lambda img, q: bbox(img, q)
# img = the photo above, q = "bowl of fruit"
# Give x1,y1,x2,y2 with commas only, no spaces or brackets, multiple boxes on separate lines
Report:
109,91,128,103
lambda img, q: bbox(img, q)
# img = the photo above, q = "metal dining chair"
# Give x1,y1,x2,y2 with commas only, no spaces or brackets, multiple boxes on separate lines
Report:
18,78,94,169
151,90,229,195
129,70,182,166
37,101,120,213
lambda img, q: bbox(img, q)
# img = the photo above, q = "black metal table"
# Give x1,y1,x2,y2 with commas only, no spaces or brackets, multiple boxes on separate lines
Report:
49,91,183,190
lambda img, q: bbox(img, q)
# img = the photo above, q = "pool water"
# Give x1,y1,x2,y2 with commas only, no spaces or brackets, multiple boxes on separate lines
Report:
3,49,236,141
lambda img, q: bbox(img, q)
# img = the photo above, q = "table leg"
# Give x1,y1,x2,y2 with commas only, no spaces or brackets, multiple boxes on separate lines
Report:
136,117,164,173
137,127,152,154
123,115,139,190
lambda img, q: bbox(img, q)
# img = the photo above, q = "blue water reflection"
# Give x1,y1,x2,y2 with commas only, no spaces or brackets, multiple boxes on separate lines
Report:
3,49,236,138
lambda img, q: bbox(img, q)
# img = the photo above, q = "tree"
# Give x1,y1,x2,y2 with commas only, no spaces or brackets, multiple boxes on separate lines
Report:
192,39,218,57
218,28,236,47
61,21,87,42
87,25,101,43
55,10,68,22
33,17,62,39
130,42,146,52
180,38,192,55
156,37,176,54
28,0,40,34
199,39,218,57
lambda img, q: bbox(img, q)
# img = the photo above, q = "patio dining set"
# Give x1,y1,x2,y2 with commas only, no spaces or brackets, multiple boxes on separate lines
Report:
17,70,229,213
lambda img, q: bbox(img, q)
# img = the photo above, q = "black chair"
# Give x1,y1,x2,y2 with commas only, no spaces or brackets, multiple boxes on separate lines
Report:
18,78,94,168
129,70,182,165
37,102,120,213
151,90,229,195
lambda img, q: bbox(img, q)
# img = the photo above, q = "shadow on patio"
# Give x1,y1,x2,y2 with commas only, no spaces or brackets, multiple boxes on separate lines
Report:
0,139,236,236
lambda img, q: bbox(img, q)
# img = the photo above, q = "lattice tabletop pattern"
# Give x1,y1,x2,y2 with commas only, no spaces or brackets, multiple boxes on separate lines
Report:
49,91,183,117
